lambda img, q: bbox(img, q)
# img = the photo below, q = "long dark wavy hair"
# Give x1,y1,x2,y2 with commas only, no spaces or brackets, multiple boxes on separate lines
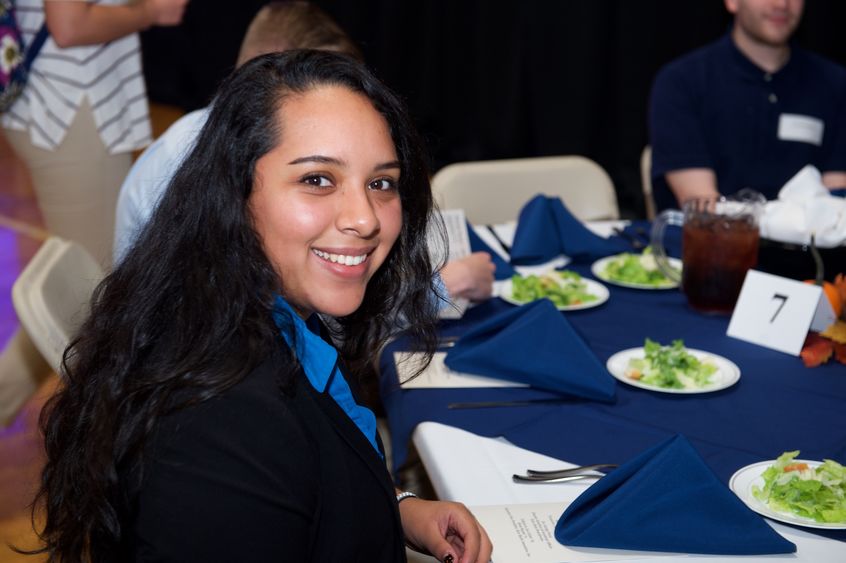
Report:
30,50,440,562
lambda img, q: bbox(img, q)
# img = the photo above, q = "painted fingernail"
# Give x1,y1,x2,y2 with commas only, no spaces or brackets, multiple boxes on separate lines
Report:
443,555,454,563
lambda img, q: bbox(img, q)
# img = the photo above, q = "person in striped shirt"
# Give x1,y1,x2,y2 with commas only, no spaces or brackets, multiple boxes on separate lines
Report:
1,0,189,267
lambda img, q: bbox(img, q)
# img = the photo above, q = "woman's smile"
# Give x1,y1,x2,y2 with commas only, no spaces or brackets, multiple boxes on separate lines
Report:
311,247,372,267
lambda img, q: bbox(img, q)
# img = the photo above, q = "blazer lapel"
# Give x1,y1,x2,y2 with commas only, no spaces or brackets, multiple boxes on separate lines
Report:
308,382,397,501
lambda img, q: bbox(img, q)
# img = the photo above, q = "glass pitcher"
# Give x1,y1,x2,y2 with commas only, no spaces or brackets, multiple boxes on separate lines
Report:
651,189,765,314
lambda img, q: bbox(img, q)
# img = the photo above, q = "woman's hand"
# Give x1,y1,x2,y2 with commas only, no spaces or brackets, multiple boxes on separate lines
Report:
399,497,492,563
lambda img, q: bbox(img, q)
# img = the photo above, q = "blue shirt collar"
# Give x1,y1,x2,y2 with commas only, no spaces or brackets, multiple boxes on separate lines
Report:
271,296,382,458
272,296,337,393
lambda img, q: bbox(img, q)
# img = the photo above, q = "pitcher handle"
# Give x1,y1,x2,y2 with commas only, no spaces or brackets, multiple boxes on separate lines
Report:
650,209,683,283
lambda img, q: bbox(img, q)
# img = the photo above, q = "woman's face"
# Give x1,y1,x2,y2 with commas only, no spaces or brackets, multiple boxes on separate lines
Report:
249,85,403,319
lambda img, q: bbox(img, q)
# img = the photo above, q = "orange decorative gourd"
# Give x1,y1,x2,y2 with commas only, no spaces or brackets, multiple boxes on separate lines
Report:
835,274,846,318
804,235,843,319
804,279,843,319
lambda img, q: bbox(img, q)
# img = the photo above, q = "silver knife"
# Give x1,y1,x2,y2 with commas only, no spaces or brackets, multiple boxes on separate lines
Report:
447,398,570,409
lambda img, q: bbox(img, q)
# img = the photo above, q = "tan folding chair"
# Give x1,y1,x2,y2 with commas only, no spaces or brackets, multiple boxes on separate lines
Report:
11,237,104,374
641,145,656,220
431,155,619,224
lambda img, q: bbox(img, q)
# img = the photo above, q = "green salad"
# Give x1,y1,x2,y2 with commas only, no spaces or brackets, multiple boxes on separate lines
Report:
752,451,846,524
601,247,679,287
510,271,597,308
625,338,717,389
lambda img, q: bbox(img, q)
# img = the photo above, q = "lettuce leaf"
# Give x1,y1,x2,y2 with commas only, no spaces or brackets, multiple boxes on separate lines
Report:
510,271,598,307
752,451,846,524
602,247,679,286
625,338,717,389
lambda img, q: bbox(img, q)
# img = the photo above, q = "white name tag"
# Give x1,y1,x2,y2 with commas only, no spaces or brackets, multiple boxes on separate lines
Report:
778,113,824,146
727,270,836,355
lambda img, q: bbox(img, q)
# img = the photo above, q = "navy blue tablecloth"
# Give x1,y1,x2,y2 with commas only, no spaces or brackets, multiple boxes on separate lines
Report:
379,224,846,541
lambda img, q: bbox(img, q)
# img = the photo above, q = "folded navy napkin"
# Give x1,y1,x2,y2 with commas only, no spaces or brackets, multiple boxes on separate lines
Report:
555,435,796,555
466,222,515,280
510,195,628,265
443,299,615,402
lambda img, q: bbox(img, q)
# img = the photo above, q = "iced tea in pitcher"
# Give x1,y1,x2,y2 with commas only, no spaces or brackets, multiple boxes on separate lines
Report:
650,190,765,315
682,214,759,314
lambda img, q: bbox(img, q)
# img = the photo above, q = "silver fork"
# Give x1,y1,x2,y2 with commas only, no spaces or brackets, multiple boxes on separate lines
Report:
513,473,605,483
526,463,617,477
512,463,617,484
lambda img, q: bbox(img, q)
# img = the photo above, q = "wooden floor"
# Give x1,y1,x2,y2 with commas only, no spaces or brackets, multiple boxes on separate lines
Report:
0,378,56,563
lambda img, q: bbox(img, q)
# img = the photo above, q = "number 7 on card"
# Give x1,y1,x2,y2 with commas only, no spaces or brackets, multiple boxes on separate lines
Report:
727,270,836,355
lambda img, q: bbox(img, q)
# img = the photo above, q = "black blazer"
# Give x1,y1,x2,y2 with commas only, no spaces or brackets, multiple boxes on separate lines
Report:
129,348,406,562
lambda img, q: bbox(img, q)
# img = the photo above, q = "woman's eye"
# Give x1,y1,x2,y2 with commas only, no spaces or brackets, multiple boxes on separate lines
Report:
369,178,397,191
301,174,333,188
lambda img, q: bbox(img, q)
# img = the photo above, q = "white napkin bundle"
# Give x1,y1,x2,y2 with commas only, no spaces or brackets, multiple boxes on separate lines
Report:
759,165,846,248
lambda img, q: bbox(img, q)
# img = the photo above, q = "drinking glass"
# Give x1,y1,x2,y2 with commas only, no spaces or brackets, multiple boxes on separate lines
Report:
651,189,765,314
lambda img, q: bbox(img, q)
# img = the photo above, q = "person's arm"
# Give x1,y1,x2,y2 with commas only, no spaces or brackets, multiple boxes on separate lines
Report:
649,59,716,210
439,252,496,302
820,76,846,190
44,0,188,48
665,168,719,206
397,493,493,563
822,171,846,189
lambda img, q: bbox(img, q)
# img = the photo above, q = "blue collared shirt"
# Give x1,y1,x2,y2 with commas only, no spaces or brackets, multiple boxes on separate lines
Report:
272,296,382,458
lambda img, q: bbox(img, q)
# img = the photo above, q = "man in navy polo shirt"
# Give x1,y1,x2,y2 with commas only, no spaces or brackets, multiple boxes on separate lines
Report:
649,0,846,211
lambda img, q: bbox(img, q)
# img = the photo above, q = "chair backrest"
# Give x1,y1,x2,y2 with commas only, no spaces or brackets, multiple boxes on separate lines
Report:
12,237,105,373
430,155,619,224
641,145,656,220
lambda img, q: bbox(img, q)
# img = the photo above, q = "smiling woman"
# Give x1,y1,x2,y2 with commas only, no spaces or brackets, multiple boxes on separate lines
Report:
26,50,491,563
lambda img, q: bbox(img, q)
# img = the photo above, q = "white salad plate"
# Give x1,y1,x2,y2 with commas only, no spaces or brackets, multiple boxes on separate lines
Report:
605,347,740,394
499,276,609,312
729,460,846,530
591,254,682,290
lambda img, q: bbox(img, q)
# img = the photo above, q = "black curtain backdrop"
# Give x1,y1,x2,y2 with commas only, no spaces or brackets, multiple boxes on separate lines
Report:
141,0,846,218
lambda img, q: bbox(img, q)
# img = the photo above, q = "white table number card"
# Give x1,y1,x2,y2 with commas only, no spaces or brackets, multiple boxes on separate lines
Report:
727,270,836,355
